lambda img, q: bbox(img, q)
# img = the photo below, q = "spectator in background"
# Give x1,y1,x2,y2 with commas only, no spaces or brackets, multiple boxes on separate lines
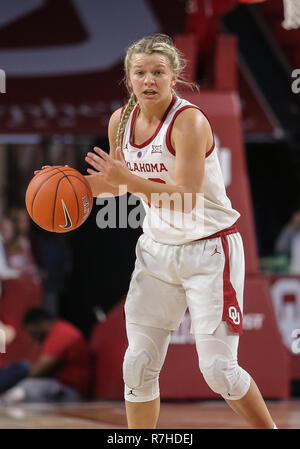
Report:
0,213,40,382
0,231,19,374
0,311,17,349
0,293,30,393
0,223,19,281
275,209,300,274
9,207,70,316
0,308,91,404
10,208,39,262
0,216,39,278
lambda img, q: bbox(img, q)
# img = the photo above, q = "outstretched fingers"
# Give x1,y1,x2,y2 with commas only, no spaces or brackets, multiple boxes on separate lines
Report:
85,151,107,173
93,146,111,161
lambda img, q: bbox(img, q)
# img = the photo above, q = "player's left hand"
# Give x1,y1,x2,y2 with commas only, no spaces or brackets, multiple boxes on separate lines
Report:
85,146,130,187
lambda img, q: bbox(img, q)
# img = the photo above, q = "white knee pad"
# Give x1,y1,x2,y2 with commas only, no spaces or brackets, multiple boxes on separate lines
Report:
123,324,171,403
123,348,151,389
199,355,251,400
195,322,251,401
123,347,159,402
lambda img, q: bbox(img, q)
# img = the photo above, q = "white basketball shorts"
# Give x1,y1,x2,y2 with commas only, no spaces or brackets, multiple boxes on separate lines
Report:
125,225,245,335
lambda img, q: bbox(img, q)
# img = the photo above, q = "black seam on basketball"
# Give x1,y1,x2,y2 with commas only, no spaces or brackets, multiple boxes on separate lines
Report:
54,168,92,227
46,167,91,193
31,171,62,217
33,167,62,179
51,168,90,189
64,175,92,195
52,168,78,175
54,169,80,227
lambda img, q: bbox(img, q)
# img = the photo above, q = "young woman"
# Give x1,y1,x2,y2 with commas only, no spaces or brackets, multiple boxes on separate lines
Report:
55,34,277,429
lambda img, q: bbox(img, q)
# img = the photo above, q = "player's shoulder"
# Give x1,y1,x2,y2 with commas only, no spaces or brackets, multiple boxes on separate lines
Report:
109,106,124,126
108,106,126,136
173,104,211,136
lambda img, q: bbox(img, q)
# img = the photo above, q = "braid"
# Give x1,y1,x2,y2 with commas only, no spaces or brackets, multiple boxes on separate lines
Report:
116,93,137,149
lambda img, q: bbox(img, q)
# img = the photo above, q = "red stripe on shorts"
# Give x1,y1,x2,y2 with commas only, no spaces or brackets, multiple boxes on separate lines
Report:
221,234,243,335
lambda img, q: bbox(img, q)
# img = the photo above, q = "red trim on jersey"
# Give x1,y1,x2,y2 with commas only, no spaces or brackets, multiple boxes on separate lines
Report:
221,233,243,335
205,142,215,158
166,105,215,157
129,106,139,145
129,95,177,149
120,105,127,147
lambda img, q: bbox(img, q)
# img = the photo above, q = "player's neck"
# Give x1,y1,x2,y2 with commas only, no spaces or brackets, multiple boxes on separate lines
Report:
138,93,174,125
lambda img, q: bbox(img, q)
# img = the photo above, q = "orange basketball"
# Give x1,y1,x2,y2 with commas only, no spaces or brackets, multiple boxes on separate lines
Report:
25,166,93,233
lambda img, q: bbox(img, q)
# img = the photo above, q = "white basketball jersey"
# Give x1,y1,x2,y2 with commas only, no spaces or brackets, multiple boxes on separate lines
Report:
122,95,240,245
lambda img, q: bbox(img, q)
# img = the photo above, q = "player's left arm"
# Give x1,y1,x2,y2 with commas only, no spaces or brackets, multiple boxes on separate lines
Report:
125,108,212,211
28,355,60,377
171,108,212,204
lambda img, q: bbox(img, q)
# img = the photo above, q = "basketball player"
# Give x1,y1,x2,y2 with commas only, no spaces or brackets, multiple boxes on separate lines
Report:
56,34,277,429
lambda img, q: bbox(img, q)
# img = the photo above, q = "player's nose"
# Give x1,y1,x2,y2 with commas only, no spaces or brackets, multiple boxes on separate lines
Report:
144,73,155,85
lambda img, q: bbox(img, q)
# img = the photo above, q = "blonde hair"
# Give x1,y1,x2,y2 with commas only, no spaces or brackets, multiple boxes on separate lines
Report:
116,33,198,148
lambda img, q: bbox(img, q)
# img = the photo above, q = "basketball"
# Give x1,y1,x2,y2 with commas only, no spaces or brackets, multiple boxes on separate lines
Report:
25,166,93,233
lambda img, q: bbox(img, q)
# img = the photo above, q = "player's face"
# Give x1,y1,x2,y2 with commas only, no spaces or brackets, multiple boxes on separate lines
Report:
127,53,177,104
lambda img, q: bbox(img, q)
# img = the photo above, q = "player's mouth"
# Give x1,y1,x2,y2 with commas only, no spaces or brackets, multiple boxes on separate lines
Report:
143,90,158,98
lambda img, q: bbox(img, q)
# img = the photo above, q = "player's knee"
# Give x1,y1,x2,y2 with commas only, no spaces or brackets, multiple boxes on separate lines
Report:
123,347,152,389
123,347,160,402
199,356,251,400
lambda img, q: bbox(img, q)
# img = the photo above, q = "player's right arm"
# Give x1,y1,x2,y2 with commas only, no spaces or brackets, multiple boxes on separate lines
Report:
85,107,124,198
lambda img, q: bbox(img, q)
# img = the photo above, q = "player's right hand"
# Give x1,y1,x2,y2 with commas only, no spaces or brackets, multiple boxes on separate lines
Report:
34,165,51,176
34,165,69,176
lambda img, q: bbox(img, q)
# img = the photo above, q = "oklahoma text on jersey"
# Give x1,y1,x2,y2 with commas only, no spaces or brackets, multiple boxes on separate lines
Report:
126,161,168,173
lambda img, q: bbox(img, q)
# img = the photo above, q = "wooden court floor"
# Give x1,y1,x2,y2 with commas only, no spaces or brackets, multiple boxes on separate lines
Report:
0,399,299,429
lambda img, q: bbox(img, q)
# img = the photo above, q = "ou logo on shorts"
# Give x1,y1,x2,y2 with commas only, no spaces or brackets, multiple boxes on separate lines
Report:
228,306,240,325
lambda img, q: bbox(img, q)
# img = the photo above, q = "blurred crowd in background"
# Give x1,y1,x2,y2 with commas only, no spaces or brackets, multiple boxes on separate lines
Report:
0,206,72,316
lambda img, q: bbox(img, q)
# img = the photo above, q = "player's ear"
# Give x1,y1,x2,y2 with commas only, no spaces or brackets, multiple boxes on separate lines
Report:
171,73,178,88
126,77,132,90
